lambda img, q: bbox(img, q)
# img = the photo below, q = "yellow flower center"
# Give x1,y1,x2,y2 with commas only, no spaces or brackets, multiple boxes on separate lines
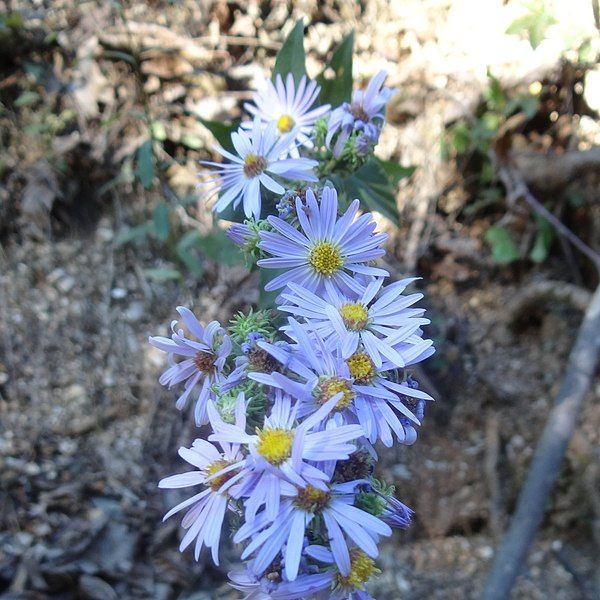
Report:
346,351,376,383
339,302,369,331
336,550,380,589
205,459,237,493
277,114,296,133
309,241,343,276
293,485,331,512
316,376,355,410
256,428,294,465
243,153,267,178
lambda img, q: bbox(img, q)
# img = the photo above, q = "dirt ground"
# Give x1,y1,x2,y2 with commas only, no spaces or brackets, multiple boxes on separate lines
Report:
1,1,599,599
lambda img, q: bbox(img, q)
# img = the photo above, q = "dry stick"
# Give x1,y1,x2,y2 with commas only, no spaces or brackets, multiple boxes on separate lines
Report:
493,155,600,272
483,282,600,598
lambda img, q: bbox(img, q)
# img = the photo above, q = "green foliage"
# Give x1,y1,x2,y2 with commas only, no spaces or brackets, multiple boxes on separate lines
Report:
336,157,414,223
229,309,276,343
442,71,560,266
152,202,170,242
135,140,154,189
506,0,557,49
142,267,181,282
198,117,238,153
446,71,540,163
485,226,521,264
272,20,307,84
259,269,286,311
529,216,554,263
355,491,386,517
316,32,354,107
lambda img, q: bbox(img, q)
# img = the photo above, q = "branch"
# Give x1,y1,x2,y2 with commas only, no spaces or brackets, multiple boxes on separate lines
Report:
492,154,600,272
483,282,600,599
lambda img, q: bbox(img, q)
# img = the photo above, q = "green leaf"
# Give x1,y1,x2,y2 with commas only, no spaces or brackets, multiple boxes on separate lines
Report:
115,222,153,245
135,140,154,189
198,117,238,153
14,91,40,107
143,267,181,282
485,226,521,264
102,49,137,66
194,229,243,266
529,216,554,263
342,157,399,222
152,202,170,242
375,157,416,186
175,231,204,276
483,70,506,112
272,19,306,84
316,32,354,107
449,122,471,155
259,269,283,309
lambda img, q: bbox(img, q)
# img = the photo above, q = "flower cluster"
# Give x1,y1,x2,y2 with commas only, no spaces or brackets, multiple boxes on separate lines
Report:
151,58,434,599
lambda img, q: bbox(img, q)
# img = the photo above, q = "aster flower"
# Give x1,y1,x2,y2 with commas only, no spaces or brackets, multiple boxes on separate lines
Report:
234,478,391,581
202,118,318,220
158,393,246,564
208,390,363,522
228,559,331,599
252,318,434,447
257,186,388,296
149,307,232,426
304,545,380,599
244,73,331,157
326,70,395,157
278,278,430,367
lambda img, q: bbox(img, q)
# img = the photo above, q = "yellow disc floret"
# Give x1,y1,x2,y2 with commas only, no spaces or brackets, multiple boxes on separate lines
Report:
243,153,267,178
205,459,237,493
277,114,296,133
316,376,355,410
339,302,369,331
256,428,294,465
346,351,376,383
336,549,380,589
309,242,343,276
293,485,331,512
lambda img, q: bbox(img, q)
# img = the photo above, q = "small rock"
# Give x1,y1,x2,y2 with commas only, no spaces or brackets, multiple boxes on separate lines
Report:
57,275,76,293
124,301,145,322
79,574,118,600
110,287,127,300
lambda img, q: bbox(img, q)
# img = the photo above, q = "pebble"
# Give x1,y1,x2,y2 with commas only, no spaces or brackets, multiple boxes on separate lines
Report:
110,287,127,300
124,301,145,322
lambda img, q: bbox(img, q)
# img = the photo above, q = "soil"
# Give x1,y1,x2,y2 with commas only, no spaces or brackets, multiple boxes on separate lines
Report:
1,1,598,599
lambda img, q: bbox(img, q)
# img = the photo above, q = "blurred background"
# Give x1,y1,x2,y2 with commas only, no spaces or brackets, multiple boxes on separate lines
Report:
0,1,599,598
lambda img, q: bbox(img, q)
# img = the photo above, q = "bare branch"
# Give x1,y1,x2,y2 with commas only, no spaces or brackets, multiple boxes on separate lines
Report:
483,282,600,599
492,153,600,272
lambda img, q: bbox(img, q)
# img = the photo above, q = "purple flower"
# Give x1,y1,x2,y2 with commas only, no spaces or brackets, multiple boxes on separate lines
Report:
158,393,247,564
228,222,253,246
379,493,413,529
228,562,331,599
234,478,391,581
257,186,388,296
252,318,434,447
326,70,395,157
278,278,430,367
149,307,232,425
202,118,318,220
208,390,363,522
305,545,380,599
244,73,330,157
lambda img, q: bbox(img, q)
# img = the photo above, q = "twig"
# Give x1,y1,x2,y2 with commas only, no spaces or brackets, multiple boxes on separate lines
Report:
484,411,503,538
483,283,600,600
493,154,600,272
